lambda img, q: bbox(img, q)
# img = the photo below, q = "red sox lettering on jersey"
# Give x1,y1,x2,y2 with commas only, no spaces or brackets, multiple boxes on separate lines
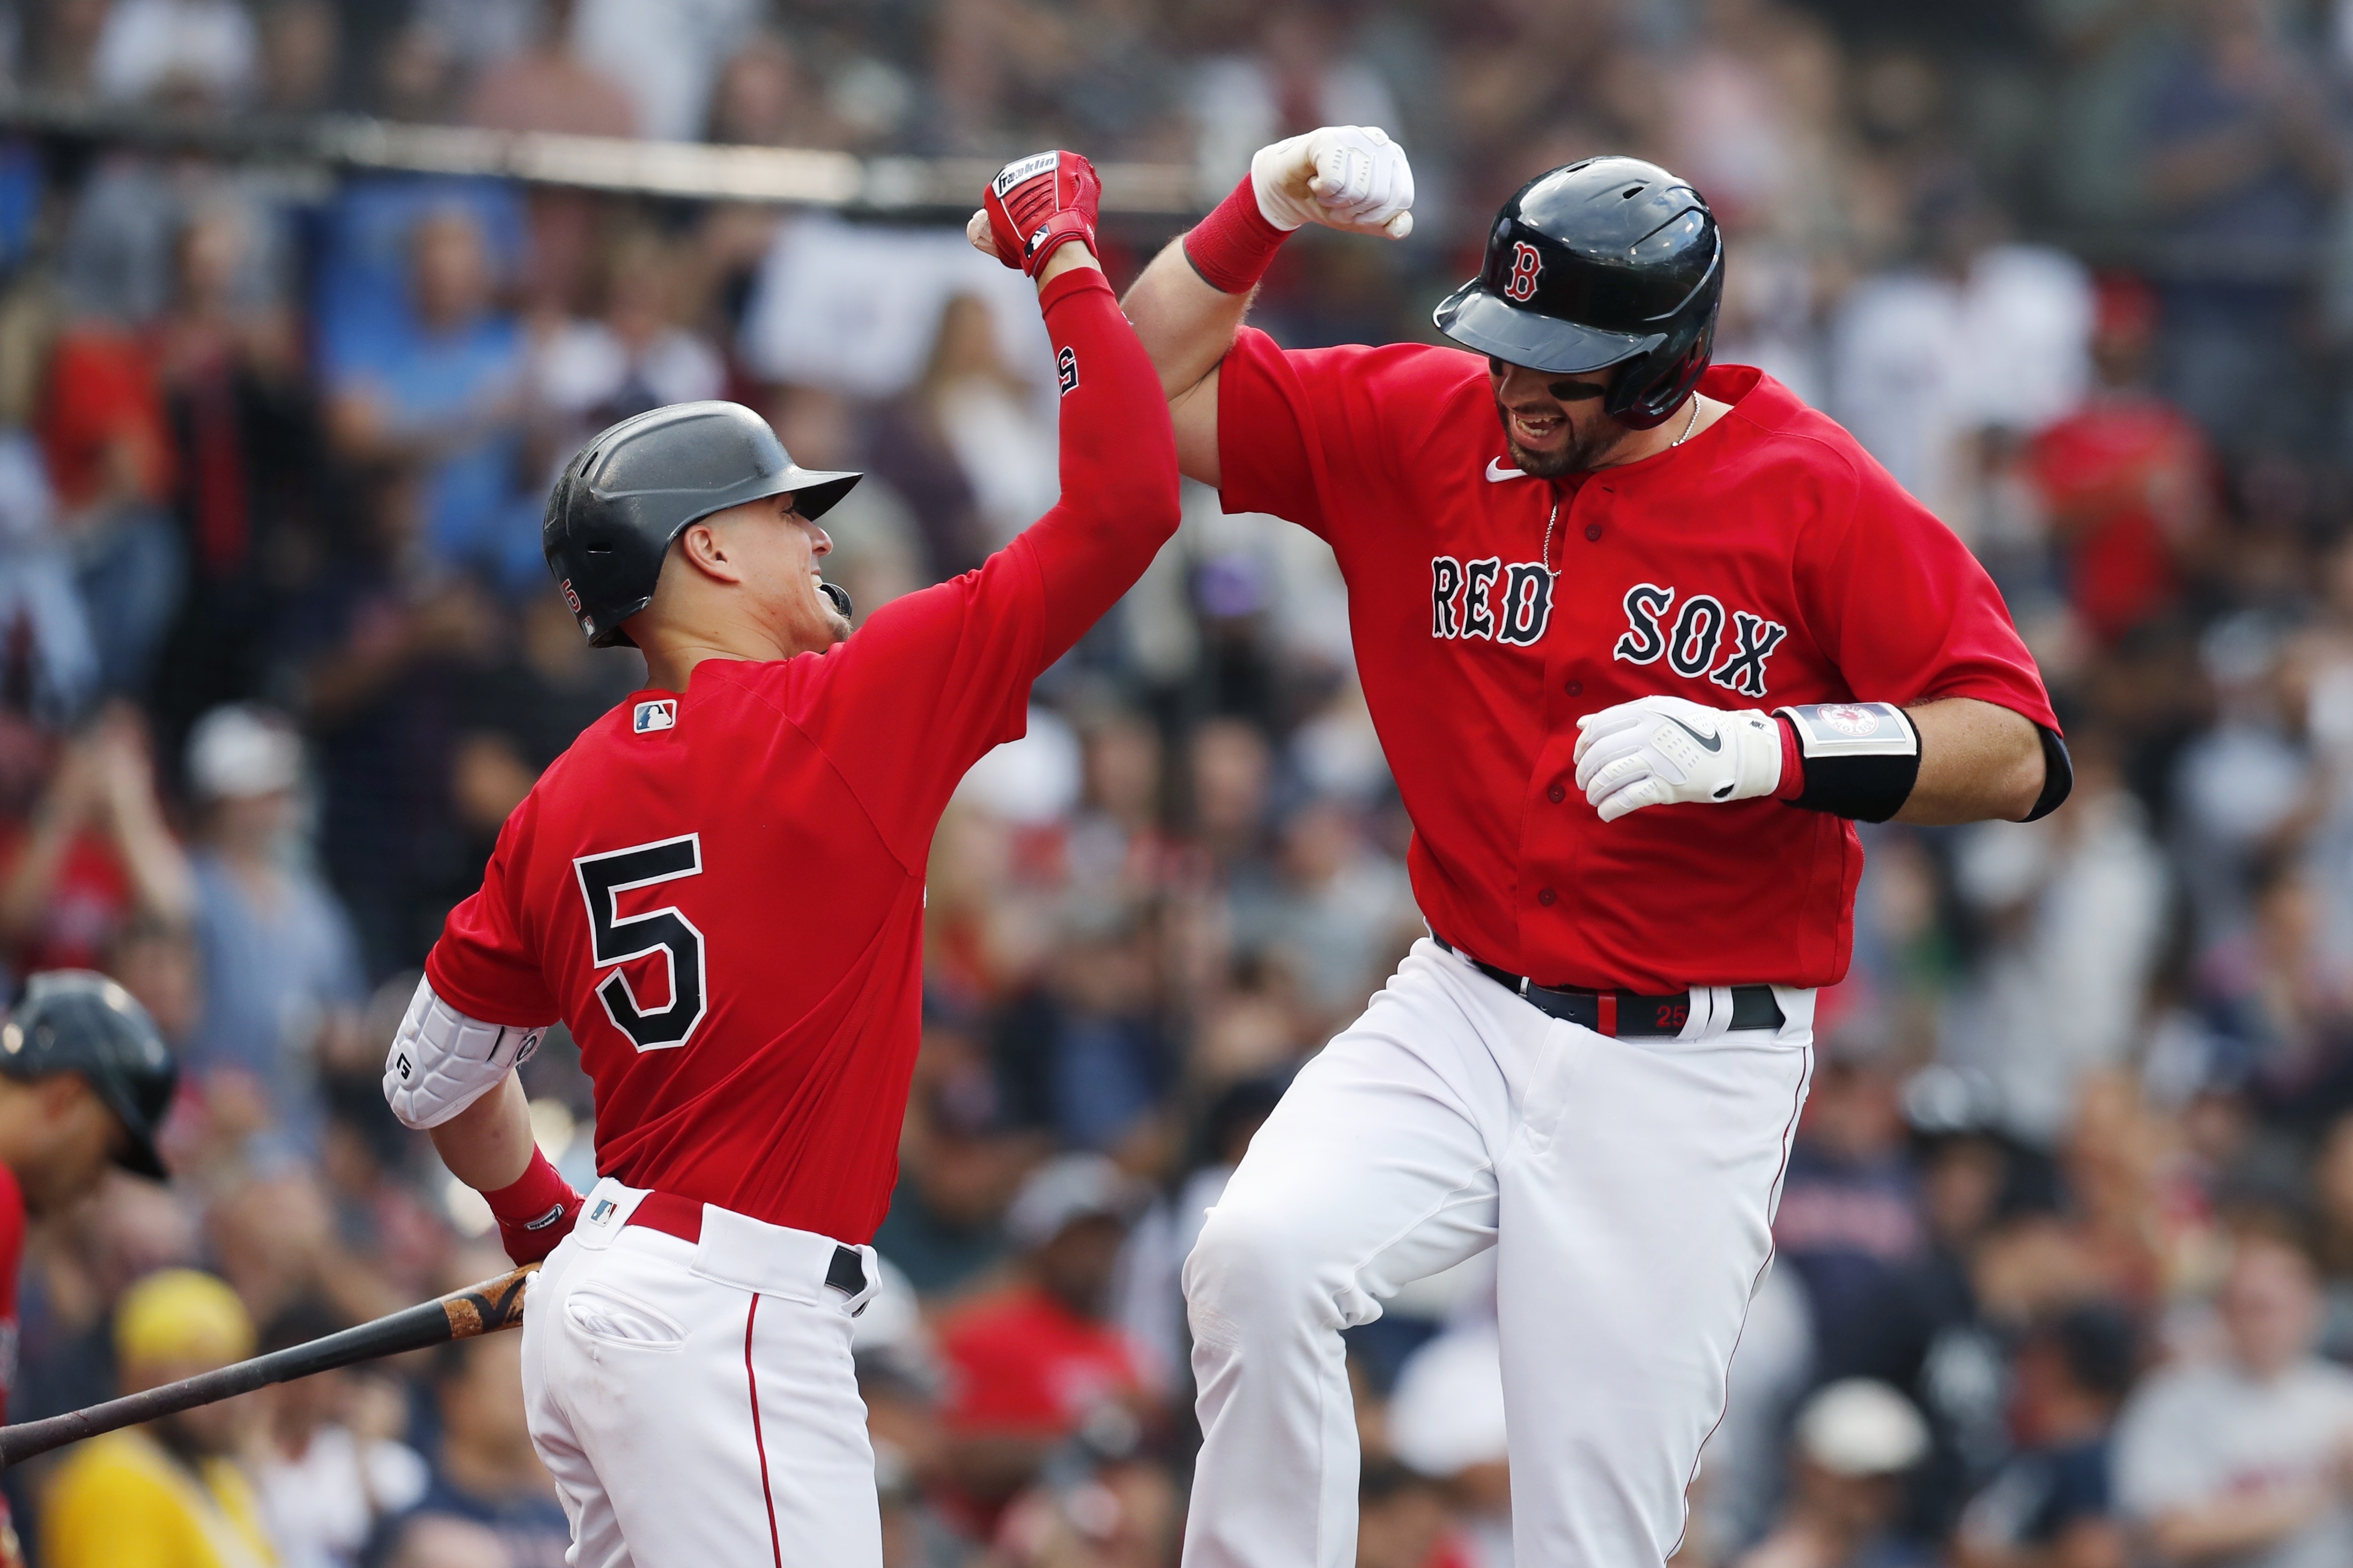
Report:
1216,334,2055,992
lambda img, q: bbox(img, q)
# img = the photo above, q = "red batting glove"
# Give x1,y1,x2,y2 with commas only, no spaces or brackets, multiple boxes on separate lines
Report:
981,150,1101,277
483,1147,585,1265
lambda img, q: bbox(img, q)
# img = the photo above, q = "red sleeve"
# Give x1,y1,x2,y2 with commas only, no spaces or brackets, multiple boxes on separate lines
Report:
1796,457,2060,730
1215,329,1482,542
794,266,1180,861
425,798,561,1025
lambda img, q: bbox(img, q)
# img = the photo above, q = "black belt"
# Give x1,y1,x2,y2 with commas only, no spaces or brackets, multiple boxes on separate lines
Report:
1433,937,1785,1038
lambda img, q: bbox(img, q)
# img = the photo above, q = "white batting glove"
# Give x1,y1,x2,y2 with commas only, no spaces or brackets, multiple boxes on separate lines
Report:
1252,125,1415,239
1574,696,1784,823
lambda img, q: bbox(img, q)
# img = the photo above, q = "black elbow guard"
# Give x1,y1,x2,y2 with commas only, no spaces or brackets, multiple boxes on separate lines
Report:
2023,726,2073,822
1776,702,1921,823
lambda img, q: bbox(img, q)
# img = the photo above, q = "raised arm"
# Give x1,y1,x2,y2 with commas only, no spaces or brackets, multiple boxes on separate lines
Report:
987,128,1416,490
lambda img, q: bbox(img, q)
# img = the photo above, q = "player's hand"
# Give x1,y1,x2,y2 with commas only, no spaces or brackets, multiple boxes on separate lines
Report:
975,150,1102,277
1251,125,1415,239
1574,695,1782,823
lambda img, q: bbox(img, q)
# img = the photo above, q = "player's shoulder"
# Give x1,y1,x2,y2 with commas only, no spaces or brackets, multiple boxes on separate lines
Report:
1713,367,1870,483
1238,327,1486,403
1714,366,1943,535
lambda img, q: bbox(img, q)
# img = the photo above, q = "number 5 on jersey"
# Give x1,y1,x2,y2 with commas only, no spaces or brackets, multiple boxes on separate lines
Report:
573,834,707,1051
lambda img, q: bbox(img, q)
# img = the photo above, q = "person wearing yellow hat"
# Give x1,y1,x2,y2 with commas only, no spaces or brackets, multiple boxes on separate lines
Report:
37,1268,277,1568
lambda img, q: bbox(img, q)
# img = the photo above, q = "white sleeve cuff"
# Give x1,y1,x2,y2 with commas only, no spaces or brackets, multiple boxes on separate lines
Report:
381,976,553,1131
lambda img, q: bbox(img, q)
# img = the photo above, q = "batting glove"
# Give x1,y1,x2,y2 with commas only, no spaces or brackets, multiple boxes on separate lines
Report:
1574,695,1784,823
978,150,1102,277
1252,125,1415,239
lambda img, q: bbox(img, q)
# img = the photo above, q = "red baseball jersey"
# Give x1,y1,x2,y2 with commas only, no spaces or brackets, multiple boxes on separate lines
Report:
1218,335,2056,993
425,270,1176,1242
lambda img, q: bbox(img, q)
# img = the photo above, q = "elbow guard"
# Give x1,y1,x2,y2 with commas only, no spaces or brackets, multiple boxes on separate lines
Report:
1775,702,1921,823
381,976,550,1131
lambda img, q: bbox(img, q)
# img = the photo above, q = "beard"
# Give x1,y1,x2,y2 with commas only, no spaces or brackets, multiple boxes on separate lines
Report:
1495,395,1630,477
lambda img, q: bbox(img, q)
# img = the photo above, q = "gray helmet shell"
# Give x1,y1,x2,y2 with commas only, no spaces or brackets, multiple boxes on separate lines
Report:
543,401,862,647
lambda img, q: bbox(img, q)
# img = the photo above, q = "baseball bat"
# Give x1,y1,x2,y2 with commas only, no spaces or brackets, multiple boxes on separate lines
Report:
0,1263,535,1470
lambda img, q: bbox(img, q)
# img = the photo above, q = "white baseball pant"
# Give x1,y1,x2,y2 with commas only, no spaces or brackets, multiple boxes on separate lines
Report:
1181,938,1815,1568
519,1179,883,1568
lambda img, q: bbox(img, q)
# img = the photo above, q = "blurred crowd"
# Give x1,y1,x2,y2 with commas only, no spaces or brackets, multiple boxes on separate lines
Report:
1,0,2352,1566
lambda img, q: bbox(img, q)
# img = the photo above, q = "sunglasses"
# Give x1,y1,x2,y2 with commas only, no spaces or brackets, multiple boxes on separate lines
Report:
1488,357,1605,402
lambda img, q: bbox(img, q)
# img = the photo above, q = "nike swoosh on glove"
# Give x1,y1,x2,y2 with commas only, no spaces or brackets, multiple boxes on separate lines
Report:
1573,695,1783,823
1252,125,1415,238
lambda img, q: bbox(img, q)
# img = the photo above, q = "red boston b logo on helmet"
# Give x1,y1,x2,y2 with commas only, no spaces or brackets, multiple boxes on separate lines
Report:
1504,241,1543,302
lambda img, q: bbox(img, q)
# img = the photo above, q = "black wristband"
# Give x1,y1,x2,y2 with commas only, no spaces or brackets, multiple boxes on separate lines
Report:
2022,726,2073,822
1777,702,1921,823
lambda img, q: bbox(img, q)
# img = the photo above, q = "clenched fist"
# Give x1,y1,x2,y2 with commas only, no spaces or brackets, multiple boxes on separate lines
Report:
1252,125,1415,239
1574,695,1784,823
971,150,1101,277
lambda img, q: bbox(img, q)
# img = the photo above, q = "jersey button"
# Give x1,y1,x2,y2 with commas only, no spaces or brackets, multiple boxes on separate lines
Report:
1584,523,1603,542
1538,887,1557,906
1564,679,1583,696
1548,784,1566,803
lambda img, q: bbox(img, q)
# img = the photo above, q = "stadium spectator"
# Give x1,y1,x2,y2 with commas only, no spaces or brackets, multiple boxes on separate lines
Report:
2114,1232,2353,1568
378,1323,568,1568
1737,1379,1935,1568
0,703,193,982
461,0,635,139
938,1154,1156,1530
37,312,182,699
180,705,364,1158
249,1298,427,1568
323,206,531,590
1952,1304,2136,1568
38,1269,271,1568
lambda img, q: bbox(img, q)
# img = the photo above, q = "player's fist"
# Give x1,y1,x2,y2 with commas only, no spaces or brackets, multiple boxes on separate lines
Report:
1252,125,1415,239
1573,695,1782,823
978,150,1101,277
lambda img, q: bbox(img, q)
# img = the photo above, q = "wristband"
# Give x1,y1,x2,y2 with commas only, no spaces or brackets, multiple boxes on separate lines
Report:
483,1147,584,1264
1183,174,1291,294
1775,701,1920,823
1773,715,1805,801
2023,726,2074,822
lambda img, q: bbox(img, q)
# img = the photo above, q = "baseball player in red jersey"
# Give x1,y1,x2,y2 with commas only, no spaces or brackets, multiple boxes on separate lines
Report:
0,971,179,1568
380,153,1176,1568
1113,136,2073,1567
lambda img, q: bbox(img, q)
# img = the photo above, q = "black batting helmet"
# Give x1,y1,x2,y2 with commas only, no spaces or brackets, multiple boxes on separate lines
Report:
1434,157,1724,430
543,400,862,648
0,970,177,1179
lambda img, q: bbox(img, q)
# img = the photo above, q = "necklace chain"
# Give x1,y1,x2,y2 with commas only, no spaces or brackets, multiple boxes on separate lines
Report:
1540,399,1701,576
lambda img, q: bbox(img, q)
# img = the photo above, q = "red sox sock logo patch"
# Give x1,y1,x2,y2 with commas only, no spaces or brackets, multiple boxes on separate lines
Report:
1504,241,1543,302
1431,556,1553,646
1057,345,1079,396
1612,582,1788,697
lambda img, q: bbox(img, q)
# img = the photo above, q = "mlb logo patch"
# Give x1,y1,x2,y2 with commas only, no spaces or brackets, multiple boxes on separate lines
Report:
589,1198,617,1225
633,699,677,734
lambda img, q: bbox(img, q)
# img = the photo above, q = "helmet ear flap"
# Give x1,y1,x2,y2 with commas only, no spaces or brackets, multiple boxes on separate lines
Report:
1606,318,1716,429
